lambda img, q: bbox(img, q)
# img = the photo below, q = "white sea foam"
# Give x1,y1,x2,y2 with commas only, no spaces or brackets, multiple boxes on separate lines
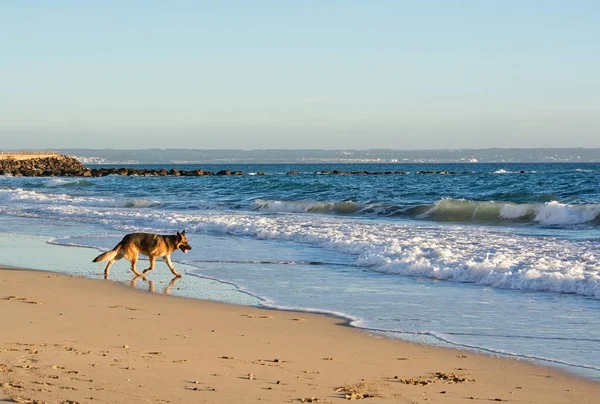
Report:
494,169,510,174
498,200,600,225
533,201,600,225
499,203,532,219
0,188,159,208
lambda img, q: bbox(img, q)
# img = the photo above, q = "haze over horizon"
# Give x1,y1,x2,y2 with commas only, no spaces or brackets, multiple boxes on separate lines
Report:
1,1,599,149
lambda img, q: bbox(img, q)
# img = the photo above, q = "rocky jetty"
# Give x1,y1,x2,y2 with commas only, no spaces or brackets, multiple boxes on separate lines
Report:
306,170,409,175
295,170,470,175
84,167,252,177
0,155,88,177
0,155,475,177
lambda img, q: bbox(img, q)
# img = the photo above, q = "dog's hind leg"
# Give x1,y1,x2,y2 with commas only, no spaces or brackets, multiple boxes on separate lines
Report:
129,254,144,277
142,256,157,275
163,255,182,278
104,260,116,279
104,249,125,279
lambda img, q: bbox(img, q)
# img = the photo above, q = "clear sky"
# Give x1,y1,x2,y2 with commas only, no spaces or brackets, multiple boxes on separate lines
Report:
1,1,599,149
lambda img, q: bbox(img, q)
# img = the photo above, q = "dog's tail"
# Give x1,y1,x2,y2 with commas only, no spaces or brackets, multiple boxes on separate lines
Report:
92,244,121,263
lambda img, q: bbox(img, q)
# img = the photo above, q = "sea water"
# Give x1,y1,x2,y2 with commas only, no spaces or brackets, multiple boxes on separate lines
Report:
0,162,598,380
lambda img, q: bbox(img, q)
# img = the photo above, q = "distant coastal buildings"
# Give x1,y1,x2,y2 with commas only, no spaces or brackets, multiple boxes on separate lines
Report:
74,156,107,164
50,148,600,164
74,156,139,165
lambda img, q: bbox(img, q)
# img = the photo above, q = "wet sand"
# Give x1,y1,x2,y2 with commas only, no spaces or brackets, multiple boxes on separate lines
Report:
1,266,598,403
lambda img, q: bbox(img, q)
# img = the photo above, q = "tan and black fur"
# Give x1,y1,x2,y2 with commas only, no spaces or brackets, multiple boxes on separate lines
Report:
93,231,192,278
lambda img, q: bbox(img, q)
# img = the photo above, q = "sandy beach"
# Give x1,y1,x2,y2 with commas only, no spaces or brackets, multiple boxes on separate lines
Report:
0,267,598,404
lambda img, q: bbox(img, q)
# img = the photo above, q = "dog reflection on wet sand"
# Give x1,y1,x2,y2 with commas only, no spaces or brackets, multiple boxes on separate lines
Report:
130,275,180,295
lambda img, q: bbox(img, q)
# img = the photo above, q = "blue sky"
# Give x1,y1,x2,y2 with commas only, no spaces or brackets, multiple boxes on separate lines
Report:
1,1,599,149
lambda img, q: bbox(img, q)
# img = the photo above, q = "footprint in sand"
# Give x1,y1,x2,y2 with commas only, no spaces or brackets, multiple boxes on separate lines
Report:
32,381,53,386
300,397,321,403
1,296,42,304
7,397,45,404
1,381,24,389
241,314,273,319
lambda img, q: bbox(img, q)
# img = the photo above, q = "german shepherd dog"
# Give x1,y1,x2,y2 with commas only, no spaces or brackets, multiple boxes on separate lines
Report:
93,231,192,278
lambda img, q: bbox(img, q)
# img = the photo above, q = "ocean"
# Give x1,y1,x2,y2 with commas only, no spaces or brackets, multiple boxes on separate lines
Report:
0,162,599,380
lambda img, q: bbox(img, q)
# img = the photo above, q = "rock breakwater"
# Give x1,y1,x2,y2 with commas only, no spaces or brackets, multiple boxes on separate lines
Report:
0,155,476,177
0,155,87,177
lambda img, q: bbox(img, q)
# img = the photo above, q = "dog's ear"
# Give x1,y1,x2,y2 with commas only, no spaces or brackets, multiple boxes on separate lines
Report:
176,231,181,239
181,230,186,236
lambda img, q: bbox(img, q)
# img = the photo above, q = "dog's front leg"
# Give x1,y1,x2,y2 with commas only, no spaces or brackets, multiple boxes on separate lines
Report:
163,255,182,277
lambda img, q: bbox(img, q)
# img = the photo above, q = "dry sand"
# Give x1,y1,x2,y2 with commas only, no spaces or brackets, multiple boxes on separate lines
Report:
0,152,59,161
1,266,598,404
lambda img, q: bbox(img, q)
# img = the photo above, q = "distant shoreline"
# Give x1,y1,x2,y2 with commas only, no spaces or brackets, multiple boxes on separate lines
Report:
4,155,596,178
85,160,600,165
56,148,600,165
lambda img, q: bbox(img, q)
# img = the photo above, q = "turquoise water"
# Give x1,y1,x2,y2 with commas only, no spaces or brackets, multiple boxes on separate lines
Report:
1,162,599,379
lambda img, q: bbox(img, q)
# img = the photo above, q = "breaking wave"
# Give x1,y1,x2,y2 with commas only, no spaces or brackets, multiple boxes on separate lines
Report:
420,199,600,226
43,178,94,188
252,199,364,215
252,198,600,227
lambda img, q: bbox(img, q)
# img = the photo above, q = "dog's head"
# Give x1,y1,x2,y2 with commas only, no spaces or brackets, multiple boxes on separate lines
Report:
176,230,192,254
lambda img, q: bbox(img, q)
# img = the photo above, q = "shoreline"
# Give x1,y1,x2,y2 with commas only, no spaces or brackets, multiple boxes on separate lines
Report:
1,266,598,403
